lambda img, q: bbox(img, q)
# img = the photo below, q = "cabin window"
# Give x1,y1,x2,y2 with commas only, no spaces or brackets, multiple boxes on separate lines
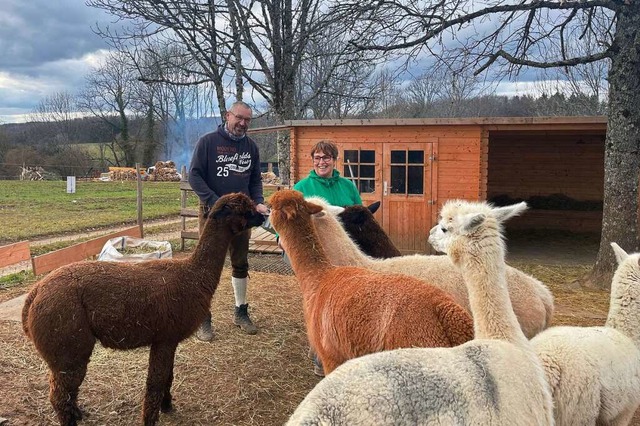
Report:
343,149,376,193
390,149,424,195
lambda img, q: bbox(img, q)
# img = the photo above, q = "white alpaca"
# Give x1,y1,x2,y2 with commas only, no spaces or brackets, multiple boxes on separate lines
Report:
305,195,554,339
530,242,640,426
286,200,554,425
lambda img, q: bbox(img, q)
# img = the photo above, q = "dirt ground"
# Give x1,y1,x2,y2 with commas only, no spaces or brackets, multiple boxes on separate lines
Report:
1,232,638,425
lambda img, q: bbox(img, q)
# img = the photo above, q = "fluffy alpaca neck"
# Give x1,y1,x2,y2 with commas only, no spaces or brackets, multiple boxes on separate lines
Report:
188,219,234,287
606,277,640,344
454,231,528,346
313,216,375,267
280,217,333,294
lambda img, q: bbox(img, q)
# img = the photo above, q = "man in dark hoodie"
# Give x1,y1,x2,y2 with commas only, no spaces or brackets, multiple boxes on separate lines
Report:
188,101,270,341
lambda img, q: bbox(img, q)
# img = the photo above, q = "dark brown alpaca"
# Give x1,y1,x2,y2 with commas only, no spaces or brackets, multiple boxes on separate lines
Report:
22,193,264,426
269,189,474,375
338,201,402,258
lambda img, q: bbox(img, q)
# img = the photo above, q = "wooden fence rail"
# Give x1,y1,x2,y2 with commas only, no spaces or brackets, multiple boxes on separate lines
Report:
31,226,141,276
0,241,31,269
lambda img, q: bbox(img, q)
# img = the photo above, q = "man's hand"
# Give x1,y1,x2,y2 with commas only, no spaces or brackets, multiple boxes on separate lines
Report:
256,203,270,215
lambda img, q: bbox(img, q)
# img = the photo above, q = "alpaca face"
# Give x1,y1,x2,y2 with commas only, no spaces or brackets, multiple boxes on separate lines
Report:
429,200,480,254
429,200,528,255
269,190,323,235
211,193,264,233
338,205,371,226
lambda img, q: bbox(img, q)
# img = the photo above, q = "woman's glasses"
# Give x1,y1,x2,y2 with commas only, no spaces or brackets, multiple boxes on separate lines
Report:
313,155,333,163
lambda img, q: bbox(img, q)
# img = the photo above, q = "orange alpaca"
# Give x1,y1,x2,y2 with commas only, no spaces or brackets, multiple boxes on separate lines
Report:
269,189,474,374
22,193,264,426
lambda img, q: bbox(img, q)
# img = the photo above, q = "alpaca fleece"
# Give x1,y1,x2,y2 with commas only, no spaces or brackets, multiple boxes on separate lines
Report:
286,200,553,425
310,196,553,339
22,193,264,426
269,189,474,376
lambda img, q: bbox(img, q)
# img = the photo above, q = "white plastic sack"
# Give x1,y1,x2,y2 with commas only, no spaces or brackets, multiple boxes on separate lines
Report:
98,236,172,262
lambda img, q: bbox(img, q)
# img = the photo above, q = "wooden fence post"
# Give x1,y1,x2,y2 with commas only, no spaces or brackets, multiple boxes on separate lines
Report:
136,163,143,238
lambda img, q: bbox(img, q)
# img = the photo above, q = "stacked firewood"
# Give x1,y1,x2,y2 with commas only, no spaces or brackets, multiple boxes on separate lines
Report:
109,168,139,181
149,161,181,182
261,171,282,185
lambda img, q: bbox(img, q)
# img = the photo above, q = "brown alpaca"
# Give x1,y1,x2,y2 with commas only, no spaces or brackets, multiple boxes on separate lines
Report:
338,201,402,258
269,189,474,375
22,193,264,426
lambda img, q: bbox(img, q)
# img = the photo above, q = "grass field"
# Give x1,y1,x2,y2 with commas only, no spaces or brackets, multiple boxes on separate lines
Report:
0,180,279,245
0,180,194,244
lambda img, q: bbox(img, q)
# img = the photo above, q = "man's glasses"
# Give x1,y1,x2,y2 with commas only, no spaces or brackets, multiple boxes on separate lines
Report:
313,155,333,163
228,111,252,123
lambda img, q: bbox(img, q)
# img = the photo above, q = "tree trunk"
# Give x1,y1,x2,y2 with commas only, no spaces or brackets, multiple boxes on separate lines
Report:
276,130,291,185
587,4,640,289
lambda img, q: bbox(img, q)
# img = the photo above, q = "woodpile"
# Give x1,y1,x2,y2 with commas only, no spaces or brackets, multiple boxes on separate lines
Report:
20,166,46,181
109,168,139,181
149,161,181,182
20,166,57,181
261,171,281,185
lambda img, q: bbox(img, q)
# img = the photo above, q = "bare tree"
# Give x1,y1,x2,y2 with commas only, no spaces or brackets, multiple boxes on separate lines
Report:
77,51,146,166
363,67,407,118
87,0,385,183
528,32,608,116
336,0,638,288
29,91,79,150
130,44,217,169
296,27,378,119
405,73,443,117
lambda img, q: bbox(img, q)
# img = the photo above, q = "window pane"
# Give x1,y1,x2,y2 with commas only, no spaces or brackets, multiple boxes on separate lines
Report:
343,150,358,163
408,166,424,194
361,150,375,163
391,166,406,194
343,166,358,178
408,150,424,164
360,165,375,178
359,179,375,193
391,150,406,163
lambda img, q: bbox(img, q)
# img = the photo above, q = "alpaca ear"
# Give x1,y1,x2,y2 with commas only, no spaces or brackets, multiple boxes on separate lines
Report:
611,242,629,264
462,213,486,232
368,201,381,214
494,201,528,223
212,204,233,219
326,205,344,215
305,201,323,215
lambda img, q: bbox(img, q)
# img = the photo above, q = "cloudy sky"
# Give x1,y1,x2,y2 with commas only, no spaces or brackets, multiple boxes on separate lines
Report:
0,0,115,123
0,0,572,125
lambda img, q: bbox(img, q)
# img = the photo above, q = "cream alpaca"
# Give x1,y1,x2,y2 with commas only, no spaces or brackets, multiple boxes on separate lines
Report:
306,195,553,339
269,190,474,375
286,200,553,425
531,242,640,426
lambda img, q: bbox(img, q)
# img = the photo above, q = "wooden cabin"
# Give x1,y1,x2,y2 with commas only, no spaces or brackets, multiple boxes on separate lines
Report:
286,116,608,254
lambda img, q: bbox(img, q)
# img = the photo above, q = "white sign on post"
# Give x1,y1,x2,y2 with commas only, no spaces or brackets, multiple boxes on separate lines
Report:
66,176,76,194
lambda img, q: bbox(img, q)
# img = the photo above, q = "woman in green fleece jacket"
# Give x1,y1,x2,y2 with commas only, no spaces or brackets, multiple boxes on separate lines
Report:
293,140,362,206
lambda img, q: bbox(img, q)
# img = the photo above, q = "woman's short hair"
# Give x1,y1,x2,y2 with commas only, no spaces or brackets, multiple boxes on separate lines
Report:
311,140,338,159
